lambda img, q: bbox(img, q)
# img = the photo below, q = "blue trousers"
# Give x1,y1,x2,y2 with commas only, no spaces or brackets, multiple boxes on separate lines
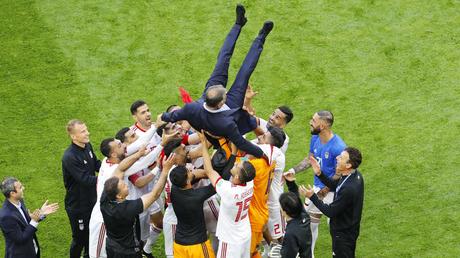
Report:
202,24,266,133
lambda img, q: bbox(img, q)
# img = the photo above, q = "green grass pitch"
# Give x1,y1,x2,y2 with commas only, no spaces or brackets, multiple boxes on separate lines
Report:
1,0,459,257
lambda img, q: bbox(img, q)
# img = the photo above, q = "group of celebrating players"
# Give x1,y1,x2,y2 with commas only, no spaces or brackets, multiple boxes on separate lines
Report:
61,4,363,258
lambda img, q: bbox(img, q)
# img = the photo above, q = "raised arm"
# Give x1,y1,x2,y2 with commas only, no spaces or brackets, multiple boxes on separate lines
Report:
161,104,192,123
309,156,338,190
221,141,238,180
126,126,157,156
286,154,312,174
113,147,147,179
141,155,173,210
126,114,166,156
199,131,221,187
227,125,263,157
124,130,180,177
302,184,352,218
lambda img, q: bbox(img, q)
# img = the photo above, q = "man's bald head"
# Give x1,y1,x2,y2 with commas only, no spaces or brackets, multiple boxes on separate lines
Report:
205,85,227,109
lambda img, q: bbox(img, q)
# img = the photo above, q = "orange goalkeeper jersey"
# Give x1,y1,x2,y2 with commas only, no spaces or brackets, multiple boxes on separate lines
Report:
248,145,276,232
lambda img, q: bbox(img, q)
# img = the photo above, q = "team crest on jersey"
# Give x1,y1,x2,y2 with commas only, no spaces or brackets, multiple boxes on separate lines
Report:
89,151,93,158
83,160,87,164
325,152,329,159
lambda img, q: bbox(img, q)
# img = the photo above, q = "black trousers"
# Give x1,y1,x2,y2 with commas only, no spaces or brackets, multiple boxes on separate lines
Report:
66,210,91,258
331,231,357,258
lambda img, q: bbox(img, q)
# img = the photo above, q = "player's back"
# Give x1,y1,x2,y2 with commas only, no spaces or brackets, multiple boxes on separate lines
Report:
215,179,254,243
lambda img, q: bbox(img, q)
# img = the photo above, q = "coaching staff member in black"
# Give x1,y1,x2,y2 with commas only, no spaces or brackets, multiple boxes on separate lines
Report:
62,119,101,258
302,147,364,258
100,153,172,258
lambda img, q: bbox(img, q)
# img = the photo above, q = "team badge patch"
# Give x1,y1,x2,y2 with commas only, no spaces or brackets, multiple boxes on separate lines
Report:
325,152,329,159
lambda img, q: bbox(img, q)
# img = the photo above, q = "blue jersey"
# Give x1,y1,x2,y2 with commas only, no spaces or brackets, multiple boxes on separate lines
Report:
309,134,346,189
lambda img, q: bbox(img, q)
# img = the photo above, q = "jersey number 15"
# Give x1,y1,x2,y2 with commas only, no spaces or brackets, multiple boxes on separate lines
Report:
235,197,251,222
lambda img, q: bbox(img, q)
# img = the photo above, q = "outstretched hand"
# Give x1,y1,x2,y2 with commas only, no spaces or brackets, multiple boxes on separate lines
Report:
283,170,296,182
40,200,59,216
162,154,175,172
309,156,321,176
161,129,180,146
29,209,41,222
155,113,166,128
245,84,258,99
299,184,315,198
138,144,150,157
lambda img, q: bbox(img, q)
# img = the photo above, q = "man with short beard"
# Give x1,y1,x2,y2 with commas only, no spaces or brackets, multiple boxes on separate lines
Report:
130,100,153,137
285,110,346,258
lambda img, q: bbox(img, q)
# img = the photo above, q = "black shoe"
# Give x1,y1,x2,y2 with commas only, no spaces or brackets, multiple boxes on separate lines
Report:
142,250,155,258
259,21,274,37
236,4,247,26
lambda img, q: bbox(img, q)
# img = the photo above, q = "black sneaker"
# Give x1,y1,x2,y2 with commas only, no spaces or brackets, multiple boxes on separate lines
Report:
259,21,274,38
236,4,247,26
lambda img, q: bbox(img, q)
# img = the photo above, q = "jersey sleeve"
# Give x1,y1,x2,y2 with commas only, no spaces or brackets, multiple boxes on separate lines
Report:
274,150,286,173
215,178,231,200
128,172,141,184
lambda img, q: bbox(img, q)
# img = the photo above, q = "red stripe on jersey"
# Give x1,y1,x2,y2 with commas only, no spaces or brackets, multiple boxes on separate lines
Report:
181,134,189,145
208,200,219,220
134,122,147,132
214,177,223,189
280,210,286,234
128,172,141,184
96,223,105,258
222,242,227,258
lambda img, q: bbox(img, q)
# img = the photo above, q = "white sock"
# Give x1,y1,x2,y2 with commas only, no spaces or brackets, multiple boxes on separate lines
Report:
143,224,162,253
310,222,319,258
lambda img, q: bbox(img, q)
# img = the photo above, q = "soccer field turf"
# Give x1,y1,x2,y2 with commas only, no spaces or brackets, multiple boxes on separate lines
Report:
1,0,459,257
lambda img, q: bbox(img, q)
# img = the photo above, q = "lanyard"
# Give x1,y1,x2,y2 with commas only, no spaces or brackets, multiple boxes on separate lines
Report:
335,173,353,198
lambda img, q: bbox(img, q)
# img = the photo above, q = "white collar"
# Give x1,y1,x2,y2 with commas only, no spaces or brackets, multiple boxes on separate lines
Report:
9,200,21,209
203,103,230,113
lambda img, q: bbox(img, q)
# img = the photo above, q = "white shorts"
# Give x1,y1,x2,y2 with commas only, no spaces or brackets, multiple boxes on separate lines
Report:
217,239,251,258
163,221,177,257
267,205,286,239
203,197,219,233
89,221,106,258
305,186,334,215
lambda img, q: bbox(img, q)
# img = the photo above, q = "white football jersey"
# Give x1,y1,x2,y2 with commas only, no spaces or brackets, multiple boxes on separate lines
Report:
163,166,177,224
215,178,254,244
96,158,119,202
130,122,149,137
89,158,118,258
267,147,286,209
